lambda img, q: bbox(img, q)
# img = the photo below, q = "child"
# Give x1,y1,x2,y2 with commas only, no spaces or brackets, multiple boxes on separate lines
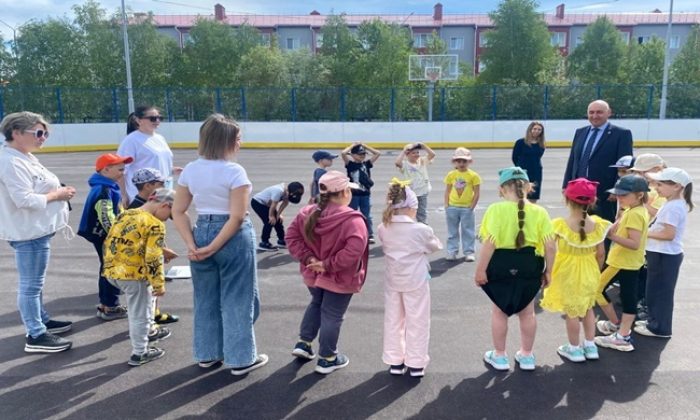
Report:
635,168,694,338
540,178,611,362
610,155,635,179
251,182,304,251
78,153,133,321
594,175,650,352
443,147,481,261
475,167,555,371
378,179,442,377
342,143,382,243
102,188,175,366
285,170,369,375
309,150,338,204
395,142,436,224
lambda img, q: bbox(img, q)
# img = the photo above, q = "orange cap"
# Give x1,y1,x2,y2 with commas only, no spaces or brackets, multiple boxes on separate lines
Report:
96,153,133,171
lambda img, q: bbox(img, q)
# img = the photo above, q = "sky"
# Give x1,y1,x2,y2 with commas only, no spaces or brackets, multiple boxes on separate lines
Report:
1,0,700,38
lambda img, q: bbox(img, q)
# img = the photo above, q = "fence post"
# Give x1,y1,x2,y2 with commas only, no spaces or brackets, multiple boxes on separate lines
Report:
240,88,247,121
543,85,549,120
111,88,119,122
491,85,497,121
165,88,173,122
55,87,64,124
0,87,4,120
596,84,602,99
440,87,446,121
291,87,297,122
390,88,396,122
215,87,223,114
340,87,346,122
646,84,655,119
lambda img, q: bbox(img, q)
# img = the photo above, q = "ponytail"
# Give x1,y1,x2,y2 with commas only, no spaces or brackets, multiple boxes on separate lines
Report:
303,186,342,243
683,182,694,212
579,204,589,242
382,184,407,226
514,179,526,250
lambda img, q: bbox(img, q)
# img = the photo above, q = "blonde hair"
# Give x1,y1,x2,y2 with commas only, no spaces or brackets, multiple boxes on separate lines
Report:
524,121,546,149
1,111,49,142
565,198,597,242
198,114,240,160
382,184,407,226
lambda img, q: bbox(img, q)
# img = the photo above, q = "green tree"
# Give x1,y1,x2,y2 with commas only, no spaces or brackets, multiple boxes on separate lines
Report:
671,25,700,83
355,20,413,87
73,1,124,87
127,15,178,87
319,15,362,87
567,16,626,84
0,35,14,83
479,0,556,84
622,37,665,84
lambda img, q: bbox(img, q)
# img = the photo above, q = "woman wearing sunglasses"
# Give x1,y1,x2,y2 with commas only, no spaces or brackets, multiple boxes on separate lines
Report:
0,111,77,353
118,105,182,205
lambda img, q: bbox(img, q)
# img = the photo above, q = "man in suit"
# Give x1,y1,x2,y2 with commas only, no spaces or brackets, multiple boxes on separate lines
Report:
563,100,634,223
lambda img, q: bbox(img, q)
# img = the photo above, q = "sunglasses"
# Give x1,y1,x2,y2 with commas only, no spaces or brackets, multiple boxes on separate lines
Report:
25,129,49,139
143,115,163,122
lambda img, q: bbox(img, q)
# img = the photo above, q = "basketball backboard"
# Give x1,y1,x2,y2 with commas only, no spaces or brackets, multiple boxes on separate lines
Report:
408,54,459,82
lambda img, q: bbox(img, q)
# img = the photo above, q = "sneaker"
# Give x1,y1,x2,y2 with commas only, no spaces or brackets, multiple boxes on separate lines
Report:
198,360,223,369
315,353,350,374
276,239,287,249
389,364,407,375
557,344,586,363
445,253,458,261
257,242,278,251
291,341,316,360
596,320,619,335
368,236,376,244
636,310,649,322
514,351,536,371
44,319,72,334
25,332,72,353
128,347,165,366
465,254,476,262
583,344,600,360
595,333,635,352
231,354,269,376
634,324,671,338
408,367,425,377
148,327,172,342
484,350,510,371
154,312,179,324
634,320,648,327
96,305,128,321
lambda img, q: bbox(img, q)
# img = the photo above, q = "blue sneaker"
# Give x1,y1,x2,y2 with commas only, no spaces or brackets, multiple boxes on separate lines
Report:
484,350,509,371
583,344,599,360
514,351,536,371
315,354,349,374
557,344,586,362
291,341,316,360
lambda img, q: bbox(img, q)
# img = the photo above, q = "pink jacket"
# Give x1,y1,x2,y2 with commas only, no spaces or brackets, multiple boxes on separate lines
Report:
286,202,369,294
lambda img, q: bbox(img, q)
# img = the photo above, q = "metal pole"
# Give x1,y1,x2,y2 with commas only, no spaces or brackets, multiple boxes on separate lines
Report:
659,0,674,119
427,81,434,122
121,0,135,114
0,19,18,61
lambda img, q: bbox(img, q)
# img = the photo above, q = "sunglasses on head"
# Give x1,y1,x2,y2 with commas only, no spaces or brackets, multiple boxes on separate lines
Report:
143,115,163,122
25,129,49,139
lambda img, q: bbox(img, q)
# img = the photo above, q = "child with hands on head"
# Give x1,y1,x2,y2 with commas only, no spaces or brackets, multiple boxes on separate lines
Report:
342,142,382,243
378,179,443,377
394,142,436,224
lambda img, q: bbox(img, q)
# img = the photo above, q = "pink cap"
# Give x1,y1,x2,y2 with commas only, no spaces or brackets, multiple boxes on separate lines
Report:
565,178,599,204
318,170,360,193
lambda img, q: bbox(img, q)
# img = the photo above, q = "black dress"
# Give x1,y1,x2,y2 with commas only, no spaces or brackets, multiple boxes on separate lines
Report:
511,138,545,200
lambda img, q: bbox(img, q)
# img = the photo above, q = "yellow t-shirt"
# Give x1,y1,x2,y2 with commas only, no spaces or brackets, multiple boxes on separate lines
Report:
649,188,667,210
479,201,554,256
103,209,166,292
444,169,481,207
606,205,649,270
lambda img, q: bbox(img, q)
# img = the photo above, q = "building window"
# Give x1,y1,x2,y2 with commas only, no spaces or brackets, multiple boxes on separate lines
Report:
575,36,584,47
286,37,300,50
449,61,459,77
414,33,429,48
315,33,323,48
260,33,271,47
619,31,630,45
637,35,651,44
550,32,566,47
478,32,489,48
670,35,680,49
449,37,464,50
478,61,486,72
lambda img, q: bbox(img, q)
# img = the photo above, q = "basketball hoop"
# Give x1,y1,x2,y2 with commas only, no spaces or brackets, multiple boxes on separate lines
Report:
425,66,442,83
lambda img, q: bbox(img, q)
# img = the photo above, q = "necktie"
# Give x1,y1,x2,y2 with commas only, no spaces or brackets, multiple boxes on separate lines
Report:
578,127,599,178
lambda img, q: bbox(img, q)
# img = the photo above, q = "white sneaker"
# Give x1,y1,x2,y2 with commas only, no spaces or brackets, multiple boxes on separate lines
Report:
634,324,671,338
465,254,476,262
445,253,458,261
596,320,619,335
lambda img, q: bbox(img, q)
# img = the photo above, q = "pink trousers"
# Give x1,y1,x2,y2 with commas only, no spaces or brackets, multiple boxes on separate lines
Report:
382,282,431,369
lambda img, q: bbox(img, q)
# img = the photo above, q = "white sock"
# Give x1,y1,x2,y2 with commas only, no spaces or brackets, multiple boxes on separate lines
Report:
583,340,595,348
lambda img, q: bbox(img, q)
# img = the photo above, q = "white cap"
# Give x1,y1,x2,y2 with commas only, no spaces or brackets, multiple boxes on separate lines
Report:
630,153,665,172
648,167,693,187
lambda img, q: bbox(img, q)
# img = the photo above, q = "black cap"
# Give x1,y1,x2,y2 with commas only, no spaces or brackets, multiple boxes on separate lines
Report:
350,144,366,155
287,182,304,204
607,175,650,195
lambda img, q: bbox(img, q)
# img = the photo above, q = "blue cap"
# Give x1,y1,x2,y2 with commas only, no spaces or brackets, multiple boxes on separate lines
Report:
312,150,339,162
498,166,529,185
607,175,650,195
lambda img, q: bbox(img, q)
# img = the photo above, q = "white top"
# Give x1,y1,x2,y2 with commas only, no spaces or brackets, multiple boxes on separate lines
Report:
646,198,687,255
117,130,174,201
399,157,432,196
178,158,252,215
377,215,443,292
0,145,70,241
253,183,285,205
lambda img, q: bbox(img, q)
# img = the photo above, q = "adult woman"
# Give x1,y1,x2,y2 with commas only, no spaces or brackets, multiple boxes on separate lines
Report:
172,114,268,375
511,121,546,202
0,112,76,353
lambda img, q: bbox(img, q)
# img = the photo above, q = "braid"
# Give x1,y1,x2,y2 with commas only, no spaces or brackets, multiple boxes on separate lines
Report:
515,179,526,250
304,190,333,243
579,204,589,242
382,184,406,225
684,183,694,212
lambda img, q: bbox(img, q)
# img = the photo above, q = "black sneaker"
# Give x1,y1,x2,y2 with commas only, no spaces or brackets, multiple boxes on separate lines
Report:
389,363,407,375
25,332,72,353
44,319,72,334
409,367,425,377
276,239,287,249
148,327,172,342
315,353,349,374
231,354,269,376
368,236,376,244
257,242,278,251
291,341,315,360
154,312,180,324
128,347,165,366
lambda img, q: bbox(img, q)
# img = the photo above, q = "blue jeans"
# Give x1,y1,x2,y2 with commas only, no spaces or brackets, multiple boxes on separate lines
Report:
350,194,373,236
9,234,54,338
191,215,260,368
445,206,475,256
299,287,353,358
92,240,121,307
416,194,428,224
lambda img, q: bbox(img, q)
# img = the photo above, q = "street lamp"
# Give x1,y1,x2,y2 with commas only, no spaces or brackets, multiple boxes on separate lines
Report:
121,0,135,114
0,18,18,58
659,0,674,119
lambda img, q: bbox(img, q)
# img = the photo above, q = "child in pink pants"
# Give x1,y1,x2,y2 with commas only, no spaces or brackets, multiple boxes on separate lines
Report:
378,179,443,377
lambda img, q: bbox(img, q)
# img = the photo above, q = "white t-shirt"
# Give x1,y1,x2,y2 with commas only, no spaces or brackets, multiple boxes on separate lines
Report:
399,156,432,196
178,158,251,215
253,183,285,205
646,198,687,255
117,130,174,201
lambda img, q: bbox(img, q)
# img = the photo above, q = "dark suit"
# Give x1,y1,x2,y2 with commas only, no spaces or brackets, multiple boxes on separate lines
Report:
563,123,633,222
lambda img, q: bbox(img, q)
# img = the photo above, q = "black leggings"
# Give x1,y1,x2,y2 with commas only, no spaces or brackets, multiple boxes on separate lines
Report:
250,199,285,243
599,267,639,314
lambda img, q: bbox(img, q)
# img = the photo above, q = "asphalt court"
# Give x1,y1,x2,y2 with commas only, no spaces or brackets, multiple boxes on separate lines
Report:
1,146,699,419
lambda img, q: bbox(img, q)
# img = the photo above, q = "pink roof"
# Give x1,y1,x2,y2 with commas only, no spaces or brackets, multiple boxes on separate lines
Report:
151,12,700,29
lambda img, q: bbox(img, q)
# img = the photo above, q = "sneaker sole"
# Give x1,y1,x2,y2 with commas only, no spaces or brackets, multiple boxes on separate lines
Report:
198,360,223,369
584,352,600,360
594,339,635,352
257,246,278,252
514,357,536,371
483,353,509,371
389,367,407,375
409,370,425,377
231,354,269,376
46,325,72,334
128,350,165,366
25,343,72,353
291,348,316,360
96,311,128,321
557,349,586,363
315,358,350,374
633,326,671,338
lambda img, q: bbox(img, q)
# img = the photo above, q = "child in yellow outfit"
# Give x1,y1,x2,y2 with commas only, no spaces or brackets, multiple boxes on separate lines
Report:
541,178,611,363
443,147,481,261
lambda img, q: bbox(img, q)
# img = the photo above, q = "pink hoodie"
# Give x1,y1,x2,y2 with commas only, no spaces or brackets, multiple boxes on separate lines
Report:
286,202,369,294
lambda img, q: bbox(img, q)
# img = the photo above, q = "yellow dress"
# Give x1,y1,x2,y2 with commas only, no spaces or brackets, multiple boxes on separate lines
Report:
540,216,611,318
